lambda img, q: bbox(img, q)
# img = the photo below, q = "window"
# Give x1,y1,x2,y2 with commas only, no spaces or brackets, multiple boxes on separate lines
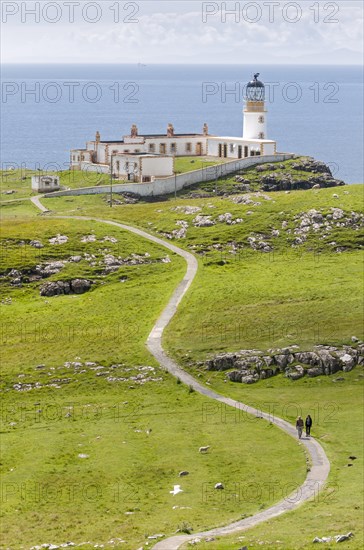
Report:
258,116,265,123
124,149,130,153
160,143,166,154
149,143,155,153
116,161,120,172
135,149,140,153
125,162,129,171
259,132,265,139
186,142,192,152
170,143,177,153
230,144,234,153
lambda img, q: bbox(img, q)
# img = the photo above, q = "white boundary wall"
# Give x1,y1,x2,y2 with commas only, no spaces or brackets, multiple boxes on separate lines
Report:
48,154,295,199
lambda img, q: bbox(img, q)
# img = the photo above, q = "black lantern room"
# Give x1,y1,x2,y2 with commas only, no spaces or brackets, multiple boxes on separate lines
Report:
245,73,265,101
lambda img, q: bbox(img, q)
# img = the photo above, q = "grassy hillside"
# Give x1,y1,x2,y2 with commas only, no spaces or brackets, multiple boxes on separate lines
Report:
3,176,364,550
40,184,364,356
180,369,363,550
0,210,306,549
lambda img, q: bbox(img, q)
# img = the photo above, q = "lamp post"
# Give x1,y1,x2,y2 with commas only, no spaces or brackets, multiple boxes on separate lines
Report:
110,154,113,207
173,153,177,200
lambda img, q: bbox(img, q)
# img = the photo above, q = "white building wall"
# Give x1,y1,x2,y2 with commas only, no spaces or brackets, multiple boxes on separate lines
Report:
261,142,275,155
31,175,60,193
141,156,174,177
207,137,275,158
243,111,267,140
80,161,109,173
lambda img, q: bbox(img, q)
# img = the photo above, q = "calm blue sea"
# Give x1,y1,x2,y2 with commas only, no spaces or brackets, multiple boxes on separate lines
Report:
1,64,363,183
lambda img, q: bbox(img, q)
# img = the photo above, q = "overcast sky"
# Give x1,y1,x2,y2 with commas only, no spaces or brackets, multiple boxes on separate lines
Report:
1,1,363,64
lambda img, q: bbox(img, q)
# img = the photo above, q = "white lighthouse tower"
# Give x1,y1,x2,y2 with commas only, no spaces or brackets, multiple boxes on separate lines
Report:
243,73,267,140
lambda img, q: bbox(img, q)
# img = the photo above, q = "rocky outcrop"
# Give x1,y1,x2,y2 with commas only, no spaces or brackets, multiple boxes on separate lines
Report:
291,158,332,174
206,344,363,384
40,279,92,296
260,172,345,192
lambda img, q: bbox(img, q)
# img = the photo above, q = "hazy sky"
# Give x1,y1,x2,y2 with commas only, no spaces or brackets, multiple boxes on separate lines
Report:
1,0,363,64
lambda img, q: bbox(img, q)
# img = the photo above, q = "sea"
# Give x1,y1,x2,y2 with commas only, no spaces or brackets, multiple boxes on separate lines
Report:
1,64,363,183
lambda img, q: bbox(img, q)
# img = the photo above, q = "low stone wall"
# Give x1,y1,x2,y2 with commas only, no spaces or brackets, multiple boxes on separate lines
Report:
46,154,295,199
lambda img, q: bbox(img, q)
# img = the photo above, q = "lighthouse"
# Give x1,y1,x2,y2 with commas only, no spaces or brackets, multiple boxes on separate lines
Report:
243,73,267,140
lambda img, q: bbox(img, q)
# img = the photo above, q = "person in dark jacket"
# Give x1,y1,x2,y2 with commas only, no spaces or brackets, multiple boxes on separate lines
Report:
305,415,312,437
296,416,304,439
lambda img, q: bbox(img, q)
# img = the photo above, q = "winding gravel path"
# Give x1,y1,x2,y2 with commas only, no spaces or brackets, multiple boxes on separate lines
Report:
30,199,330,550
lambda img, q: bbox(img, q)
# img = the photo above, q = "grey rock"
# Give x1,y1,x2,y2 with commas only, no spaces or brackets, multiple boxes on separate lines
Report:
179,471,189,477
335,532,354,543
263,355,275,367
29,240,44,248
295,352,321,366
227,370,243,382
214,482,224,490
40,279,91,297
286,365,305,380
69,256,82,263
274,354,290,369
241,374,259,384
207,353,238,371
70,279,92,294
307,367,324,378
259,368,275,379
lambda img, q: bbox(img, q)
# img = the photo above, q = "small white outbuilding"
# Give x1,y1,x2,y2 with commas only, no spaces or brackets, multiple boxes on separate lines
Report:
31,175,60,193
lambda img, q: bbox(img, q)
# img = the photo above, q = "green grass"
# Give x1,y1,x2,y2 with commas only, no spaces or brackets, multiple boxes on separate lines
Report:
41,184,364,356
37,182,364,549
0,217,186,371
0,213,306,549
174,156,224,175
0,169,111,202
180,369,364,550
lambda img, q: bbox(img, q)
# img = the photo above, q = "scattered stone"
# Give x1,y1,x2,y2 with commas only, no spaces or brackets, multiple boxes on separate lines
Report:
214,483,224,490
102,236,118,243
69,256,82,263
335,532,354,542
30,240,44,248
172,205,201,214
193,215,215,227
49,234,68,245
81,234,97,243
179,471,190,477
40,279,92,297
78,454,89,459
313,532,354,543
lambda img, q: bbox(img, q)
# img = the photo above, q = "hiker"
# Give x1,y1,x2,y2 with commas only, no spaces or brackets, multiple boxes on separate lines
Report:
296,416,304,439
305,414,312,437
